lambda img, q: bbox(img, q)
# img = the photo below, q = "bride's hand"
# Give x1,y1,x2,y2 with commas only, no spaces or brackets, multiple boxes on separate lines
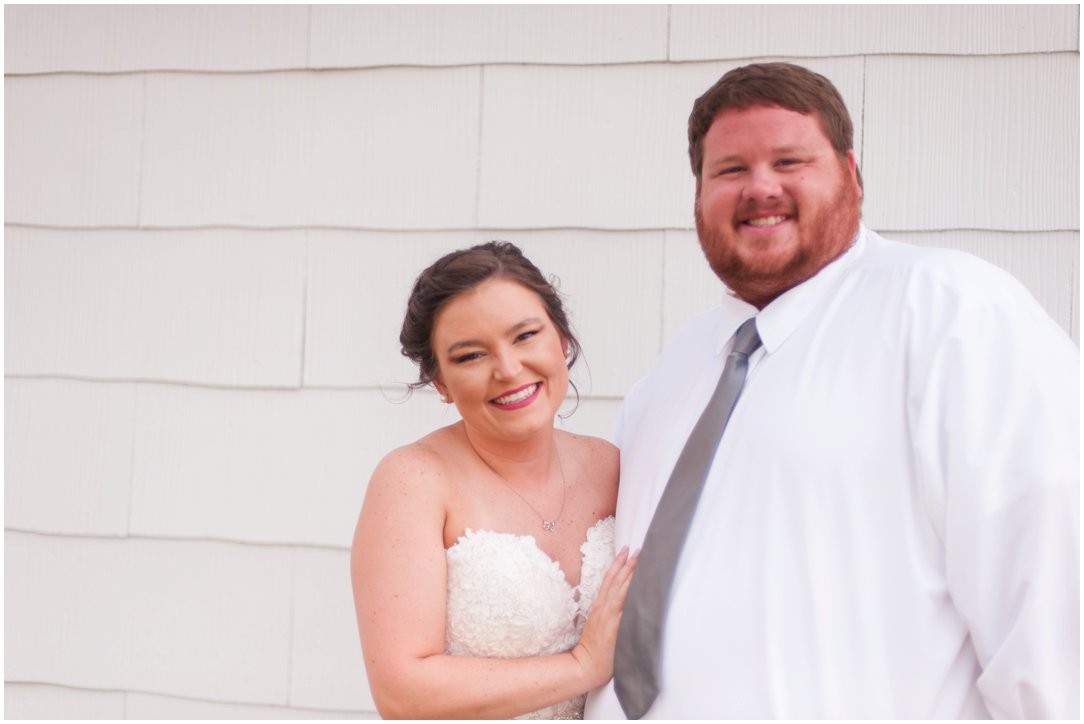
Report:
571,546,638,689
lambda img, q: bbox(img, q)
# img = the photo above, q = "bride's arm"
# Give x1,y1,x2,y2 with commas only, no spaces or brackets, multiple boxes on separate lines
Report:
351,445,634,719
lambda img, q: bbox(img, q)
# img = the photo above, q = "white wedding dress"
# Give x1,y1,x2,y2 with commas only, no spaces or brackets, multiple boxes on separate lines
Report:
445,516,616,719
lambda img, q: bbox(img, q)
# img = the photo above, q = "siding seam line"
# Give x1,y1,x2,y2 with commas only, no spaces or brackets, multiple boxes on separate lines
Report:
305,5,313,69
860,55,867,177
666,5,672,61
658,232,668,354
125,385,140,537
9,222,1071,235
474,65,486,227
286,553,298,707
3,679,369,716
299,233,309,388
136,74,148,227
3,372,630,399
5,526,352,554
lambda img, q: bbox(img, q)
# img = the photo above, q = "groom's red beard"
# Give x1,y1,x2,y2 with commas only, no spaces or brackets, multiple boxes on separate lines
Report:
694,164,862,308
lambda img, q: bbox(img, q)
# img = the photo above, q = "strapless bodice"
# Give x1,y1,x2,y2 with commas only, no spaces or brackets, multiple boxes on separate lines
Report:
445,516,615,719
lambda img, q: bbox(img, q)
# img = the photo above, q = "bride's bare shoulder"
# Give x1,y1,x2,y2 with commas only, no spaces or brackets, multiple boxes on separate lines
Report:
558,429,617,458
557,430,619,490
370,424,463,491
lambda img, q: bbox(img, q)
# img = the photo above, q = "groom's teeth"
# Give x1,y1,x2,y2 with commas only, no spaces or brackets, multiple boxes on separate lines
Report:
493,385,538,405
747,215,787,226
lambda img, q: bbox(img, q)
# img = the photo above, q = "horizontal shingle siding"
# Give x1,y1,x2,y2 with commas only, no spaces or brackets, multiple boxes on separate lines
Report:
5,5,1077,717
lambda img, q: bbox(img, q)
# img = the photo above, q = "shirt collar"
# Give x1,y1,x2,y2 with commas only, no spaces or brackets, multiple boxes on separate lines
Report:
714,224,868,355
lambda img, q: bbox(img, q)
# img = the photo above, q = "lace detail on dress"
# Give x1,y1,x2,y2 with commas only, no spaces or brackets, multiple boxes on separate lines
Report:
445,516,616,720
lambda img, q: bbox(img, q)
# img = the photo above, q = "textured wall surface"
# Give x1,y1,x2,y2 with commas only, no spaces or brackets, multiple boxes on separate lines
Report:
4,5,1078,718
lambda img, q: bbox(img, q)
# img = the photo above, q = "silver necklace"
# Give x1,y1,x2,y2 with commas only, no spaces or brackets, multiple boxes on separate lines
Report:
472,438,567,534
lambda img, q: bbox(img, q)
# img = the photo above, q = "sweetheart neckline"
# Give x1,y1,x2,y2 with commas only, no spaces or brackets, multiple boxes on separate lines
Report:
447,515,613,591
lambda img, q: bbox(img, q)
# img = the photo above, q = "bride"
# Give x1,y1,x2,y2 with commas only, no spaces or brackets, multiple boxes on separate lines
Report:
351,241,636,719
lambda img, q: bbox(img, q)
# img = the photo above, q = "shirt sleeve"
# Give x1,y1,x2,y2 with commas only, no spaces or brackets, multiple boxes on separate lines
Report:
612,375,648,449
909,262,1080,718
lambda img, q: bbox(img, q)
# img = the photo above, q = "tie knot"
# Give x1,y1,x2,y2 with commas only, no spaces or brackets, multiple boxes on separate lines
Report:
731,317,762,357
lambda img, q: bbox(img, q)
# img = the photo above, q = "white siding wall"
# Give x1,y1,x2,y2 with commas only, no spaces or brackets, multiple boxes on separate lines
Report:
4,5,1077,718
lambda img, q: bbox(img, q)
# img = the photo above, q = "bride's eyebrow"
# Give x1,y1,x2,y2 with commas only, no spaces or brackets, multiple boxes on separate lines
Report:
507,317,545,335
445,317,545,355
446,339,481,355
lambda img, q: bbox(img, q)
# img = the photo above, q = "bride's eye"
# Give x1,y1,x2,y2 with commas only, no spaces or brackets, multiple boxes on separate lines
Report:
515,330,539,343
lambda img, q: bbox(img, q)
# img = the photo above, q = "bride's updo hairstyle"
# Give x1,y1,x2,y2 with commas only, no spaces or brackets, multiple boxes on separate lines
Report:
400,241,583,393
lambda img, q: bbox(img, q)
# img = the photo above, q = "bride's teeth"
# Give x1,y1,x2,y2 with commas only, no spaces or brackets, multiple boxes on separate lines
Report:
747,215,787,226
493,384,538,405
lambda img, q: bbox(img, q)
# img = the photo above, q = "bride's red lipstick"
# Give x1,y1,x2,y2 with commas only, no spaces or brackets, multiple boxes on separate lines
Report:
489,382,542,410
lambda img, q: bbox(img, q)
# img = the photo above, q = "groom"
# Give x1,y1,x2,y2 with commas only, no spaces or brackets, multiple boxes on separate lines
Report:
586,62,1079,719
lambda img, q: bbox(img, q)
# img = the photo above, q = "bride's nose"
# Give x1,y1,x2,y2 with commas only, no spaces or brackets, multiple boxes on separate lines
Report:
492,349,523,380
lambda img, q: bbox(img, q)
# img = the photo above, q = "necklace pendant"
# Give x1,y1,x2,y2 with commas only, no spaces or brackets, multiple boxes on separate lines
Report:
542,520,557,533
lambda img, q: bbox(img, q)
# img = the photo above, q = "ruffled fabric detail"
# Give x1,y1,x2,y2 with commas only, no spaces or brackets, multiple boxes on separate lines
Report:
445,516,616,719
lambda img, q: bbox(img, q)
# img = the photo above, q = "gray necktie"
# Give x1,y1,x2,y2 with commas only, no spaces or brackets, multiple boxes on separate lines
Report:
614,317,762,719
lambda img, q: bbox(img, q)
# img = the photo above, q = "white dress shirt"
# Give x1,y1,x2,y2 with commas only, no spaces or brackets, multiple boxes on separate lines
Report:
587,226,1079,719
